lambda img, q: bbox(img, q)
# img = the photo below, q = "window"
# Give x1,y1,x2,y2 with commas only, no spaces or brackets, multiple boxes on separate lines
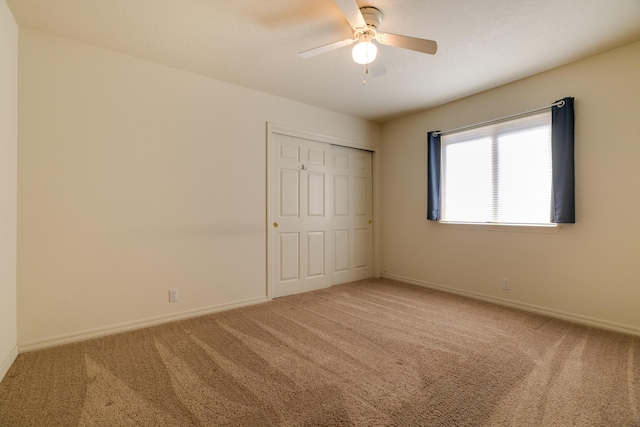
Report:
427,97,575,226
441,112,552,225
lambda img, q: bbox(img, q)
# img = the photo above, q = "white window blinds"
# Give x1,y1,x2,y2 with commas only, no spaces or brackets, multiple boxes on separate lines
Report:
441,111,553,225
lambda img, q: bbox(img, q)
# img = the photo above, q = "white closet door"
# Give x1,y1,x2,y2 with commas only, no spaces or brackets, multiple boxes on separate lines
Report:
270,133,331,298
331,145,373,284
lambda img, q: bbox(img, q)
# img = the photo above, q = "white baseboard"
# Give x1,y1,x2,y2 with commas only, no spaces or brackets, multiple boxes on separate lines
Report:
0,345,19,383
382,273,640,337
18,296,268,353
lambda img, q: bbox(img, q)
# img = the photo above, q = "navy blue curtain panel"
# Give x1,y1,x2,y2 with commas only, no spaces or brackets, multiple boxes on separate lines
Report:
551,97,576,223
427,131,441,220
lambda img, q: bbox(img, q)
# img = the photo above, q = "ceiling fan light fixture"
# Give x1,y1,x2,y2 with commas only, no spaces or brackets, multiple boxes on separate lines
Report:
352,41,377,65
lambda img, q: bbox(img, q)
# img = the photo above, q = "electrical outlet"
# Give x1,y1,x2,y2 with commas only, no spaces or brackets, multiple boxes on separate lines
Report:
502,278,511,291
169,289,179,302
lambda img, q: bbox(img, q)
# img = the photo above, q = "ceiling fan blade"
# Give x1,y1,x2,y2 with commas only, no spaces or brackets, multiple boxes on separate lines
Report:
333,0,366,28
369,58,387,77
377,33,438,55
297,38,355,59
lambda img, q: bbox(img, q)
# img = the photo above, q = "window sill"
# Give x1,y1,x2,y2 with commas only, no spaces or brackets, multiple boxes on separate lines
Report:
437,221,560,234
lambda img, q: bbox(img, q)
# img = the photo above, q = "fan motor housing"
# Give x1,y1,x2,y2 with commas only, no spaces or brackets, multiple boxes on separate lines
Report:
360,7,383,31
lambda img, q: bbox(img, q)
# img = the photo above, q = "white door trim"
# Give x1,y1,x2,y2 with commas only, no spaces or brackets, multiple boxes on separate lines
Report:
266,122,381,300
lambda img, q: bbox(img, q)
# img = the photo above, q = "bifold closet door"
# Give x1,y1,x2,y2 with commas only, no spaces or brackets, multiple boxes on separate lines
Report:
270,132,373,298
270,133,331,298
330,145,373,284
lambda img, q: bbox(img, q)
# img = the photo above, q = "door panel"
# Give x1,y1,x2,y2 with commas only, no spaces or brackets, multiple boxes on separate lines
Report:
307,172,325,217
307,232,325,278
333,175,349,216
354,177,367,215
279,232,299,282
334,230,350,272
307,148,325,165
353,228,368,268
280,143,300,161
280,170,299,217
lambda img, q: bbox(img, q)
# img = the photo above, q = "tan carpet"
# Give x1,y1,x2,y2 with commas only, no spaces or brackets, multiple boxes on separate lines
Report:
1,278,639,426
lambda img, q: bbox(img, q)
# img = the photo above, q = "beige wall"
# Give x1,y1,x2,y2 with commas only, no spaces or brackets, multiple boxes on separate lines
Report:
17,28,380,349
0,0,18,380
381,40,640,333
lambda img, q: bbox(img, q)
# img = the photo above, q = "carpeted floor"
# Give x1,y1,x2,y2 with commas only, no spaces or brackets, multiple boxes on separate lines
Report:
1,278,639,426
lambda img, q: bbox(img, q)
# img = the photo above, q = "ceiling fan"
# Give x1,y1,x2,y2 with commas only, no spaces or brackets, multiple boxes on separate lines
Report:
297,0,438,76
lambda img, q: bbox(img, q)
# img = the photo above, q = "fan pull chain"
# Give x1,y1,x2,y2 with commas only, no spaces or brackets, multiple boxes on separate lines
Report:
363,64,369,85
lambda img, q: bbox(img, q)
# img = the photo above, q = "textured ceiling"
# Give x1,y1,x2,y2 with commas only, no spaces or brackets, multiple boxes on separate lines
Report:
7,0,640,123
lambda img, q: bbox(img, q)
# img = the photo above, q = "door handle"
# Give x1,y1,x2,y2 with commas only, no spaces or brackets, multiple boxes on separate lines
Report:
273,222,278,228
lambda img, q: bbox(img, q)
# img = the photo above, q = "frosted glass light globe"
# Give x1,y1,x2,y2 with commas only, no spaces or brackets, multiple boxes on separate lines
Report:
352,41,378,65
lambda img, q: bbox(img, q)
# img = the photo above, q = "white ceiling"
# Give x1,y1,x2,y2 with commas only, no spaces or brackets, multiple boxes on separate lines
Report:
7,0,640,123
